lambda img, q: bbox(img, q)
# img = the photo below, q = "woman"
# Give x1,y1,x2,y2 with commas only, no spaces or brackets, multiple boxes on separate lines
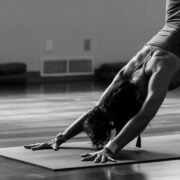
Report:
25,0,180,163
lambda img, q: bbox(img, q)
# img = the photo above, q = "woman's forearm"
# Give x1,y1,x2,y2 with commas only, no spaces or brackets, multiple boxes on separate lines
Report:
112,114,149,151
110,94,163,152
61,109,92,142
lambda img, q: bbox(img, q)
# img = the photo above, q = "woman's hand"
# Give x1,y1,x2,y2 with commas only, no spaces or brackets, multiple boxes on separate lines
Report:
24,139,56,150
81,148,116,163
24,133,65,151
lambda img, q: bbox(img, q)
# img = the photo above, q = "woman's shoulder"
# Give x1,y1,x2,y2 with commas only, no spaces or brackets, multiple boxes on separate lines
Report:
146,49,180,75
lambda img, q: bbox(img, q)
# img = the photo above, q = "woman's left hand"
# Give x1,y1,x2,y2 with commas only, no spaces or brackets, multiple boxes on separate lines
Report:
81,148,116,163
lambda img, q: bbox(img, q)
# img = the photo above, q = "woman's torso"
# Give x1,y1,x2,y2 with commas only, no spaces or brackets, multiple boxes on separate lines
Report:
121,45,180,92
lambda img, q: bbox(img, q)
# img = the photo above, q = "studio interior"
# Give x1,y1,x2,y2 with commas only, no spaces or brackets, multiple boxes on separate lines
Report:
0,1,180,180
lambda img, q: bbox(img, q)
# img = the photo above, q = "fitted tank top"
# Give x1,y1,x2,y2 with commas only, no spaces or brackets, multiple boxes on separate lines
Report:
147,0,180,58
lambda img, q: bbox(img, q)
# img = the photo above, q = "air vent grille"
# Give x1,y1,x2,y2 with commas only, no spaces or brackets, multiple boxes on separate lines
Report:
69,59,92,73
43,60,67,74
41,56,94,76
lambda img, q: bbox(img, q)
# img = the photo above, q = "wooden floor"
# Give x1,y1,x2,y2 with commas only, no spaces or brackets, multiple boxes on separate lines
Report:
0,81,180,179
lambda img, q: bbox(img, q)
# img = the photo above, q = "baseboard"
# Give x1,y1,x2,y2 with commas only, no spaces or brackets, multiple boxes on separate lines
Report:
27,71,96,83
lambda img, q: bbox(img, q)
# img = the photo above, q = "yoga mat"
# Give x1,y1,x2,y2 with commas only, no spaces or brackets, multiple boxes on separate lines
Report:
0,134,180,171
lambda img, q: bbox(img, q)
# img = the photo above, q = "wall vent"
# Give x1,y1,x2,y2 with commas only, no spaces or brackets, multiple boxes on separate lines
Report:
41,56,94,76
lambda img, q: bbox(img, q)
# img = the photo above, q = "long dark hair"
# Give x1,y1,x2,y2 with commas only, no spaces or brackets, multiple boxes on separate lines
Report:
83,80,144,149
83,106,114,149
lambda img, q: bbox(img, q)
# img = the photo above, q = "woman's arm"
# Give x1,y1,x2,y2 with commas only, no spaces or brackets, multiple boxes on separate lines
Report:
25,109,93,150
57,109,92,142
107,62,174,153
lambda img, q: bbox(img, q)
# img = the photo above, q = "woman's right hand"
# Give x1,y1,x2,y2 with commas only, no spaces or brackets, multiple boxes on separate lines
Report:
24,133,65,151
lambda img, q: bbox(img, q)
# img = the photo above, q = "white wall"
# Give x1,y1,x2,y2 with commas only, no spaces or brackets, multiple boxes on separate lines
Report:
0,0,165,71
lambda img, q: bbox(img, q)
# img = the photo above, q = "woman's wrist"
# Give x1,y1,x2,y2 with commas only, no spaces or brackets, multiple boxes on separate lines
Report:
104,140,118,155
56,133,66,143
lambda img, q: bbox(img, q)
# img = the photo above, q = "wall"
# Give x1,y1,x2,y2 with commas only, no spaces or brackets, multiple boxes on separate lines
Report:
0,0,165,71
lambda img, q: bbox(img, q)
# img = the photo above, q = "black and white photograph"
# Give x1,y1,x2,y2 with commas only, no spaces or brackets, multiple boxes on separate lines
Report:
0,0,180,179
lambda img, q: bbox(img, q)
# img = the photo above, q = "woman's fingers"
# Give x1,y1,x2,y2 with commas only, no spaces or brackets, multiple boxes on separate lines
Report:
94,154,101,163
31,145,44,151
31,143,52,151
81,150,116,163
81,153,92,157
101,155,108,163
24,139,55,150
81,154,96,161
107,156,116,162
24,143,40,149
95,154,115,163
31,144,46,151
81,154,116,163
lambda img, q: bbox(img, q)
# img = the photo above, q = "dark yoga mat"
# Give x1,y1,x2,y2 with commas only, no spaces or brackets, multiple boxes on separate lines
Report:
0,134,180,171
